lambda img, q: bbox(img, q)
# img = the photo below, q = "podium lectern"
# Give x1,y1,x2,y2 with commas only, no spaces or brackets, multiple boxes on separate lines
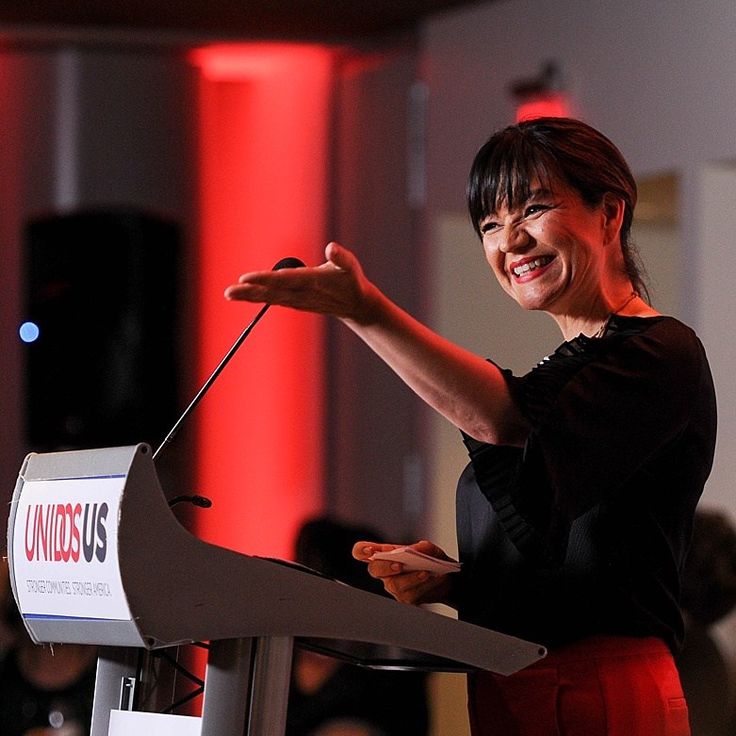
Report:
8,444,546,735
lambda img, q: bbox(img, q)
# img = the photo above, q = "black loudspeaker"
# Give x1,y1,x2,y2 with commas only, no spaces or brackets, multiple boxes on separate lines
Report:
23,210,180,451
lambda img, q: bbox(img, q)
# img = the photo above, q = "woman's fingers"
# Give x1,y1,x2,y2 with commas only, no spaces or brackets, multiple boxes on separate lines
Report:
352,541,401,565
352,539,455,605
384,570,452,606
224,242,375,323
325,241,357,272
352,541,405,578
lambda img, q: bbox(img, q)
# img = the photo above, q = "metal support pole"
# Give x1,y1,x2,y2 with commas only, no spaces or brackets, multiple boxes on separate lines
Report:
90,647,139,736
246,636,294,736
201,638,255,736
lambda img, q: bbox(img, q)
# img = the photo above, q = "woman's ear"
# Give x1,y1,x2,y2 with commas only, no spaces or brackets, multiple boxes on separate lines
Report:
601,192,626,246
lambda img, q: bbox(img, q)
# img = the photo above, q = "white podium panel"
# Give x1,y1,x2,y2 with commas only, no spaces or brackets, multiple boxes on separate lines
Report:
109,710,201,736
12,474,132,622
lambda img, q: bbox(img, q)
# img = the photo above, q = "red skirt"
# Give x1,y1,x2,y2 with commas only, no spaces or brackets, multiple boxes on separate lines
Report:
468,636,690,736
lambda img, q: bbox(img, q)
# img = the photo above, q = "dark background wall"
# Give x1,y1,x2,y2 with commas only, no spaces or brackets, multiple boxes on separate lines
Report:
0,38,428,545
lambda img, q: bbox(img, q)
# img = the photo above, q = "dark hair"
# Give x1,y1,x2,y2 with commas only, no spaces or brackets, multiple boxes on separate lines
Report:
467,117,648,300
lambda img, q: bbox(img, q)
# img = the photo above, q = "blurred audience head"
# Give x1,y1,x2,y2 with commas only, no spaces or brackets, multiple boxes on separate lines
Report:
295,516,384,595
681,507,736,626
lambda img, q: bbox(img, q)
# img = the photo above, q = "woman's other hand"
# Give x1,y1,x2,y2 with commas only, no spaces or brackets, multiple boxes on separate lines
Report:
352,540,456,607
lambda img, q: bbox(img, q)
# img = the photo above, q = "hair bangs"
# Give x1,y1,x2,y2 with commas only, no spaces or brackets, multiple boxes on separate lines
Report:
468,131,560,235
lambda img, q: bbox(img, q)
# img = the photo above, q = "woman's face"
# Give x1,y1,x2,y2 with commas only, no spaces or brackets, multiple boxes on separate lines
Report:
478,180,618,315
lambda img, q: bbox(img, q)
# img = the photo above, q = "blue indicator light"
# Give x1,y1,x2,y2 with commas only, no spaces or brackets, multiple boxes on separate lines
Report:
19,321,40,343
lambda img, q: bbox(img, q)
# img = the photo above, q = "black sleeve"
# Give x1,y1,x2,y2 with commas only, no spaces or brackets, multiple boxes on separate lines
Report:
465,318,714,560
521,319,708,518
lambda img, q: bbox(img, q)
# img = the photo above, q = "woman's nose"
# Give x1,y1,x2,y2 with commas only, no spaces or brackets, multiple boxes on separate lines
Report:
498,223,531,253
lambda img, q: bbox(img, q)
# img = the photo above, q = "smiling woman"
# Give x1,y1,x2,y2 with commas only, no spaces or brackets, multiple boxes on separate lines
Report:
468,118,653,338
225,117,717,736
475,182,646,336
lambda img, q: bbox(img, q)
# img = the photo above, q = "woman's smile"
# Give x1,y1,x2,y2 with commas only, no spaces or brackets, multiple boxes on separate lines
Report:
509,255,556,282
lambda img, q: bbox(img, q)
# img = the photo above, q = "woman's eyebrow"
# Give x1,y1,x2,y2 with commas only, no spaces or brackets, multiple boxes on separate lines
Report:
485,187,556,218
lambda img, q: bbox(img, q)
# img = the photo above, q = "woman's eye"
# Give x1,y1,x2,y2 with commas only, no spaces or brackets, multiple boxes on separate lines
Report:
480,221,499,234
524,204,549,217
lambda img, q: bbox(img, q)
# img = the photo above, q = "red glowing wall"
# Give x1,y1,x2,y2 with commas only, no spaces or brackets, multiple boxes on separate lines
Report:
190,44,332,559
515,93,570,122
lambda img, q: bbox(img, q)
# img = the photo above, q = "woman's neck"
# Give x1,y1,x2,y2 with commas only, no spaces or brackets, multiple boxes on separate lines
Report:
553,290,660,341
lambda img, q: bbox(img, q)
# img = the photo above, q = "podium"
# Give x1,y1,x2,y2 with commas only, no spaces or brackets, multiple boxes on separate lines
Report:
7,444,546,735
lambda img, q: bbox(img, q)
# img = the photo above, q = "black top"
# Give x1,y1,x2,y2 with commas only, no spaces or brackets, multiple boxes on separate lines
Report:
456,315,717,652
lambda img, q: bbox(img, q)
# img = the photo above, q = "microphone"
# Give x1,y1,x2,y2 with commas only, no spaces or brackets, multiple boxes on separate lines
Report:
152,256,306,461
271,256,306,270
168,494,213,509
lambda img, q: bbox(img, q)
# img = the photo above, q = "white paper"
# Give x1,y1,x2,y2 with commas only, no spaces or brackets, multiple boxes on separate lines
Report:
370,547,461,574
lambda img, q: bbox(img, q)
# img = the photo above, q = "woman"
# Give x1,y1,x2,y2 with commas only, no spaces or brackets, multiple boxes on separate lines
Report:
225,117,717,735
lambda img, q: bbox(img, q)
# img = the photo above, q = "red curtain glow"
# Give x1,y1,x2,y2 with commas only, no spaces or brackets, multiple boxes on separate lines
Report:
189,44,332,559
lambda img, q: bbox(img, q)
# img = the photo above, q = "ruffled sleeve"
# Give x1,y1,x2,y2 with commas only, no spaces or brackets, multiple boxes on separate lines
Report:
463,316,716,564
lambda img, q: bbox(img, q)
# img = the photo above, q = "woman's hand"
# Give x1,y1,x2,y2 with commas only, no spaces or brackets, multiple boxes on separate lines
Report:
224,242,379,326
352,540,457,607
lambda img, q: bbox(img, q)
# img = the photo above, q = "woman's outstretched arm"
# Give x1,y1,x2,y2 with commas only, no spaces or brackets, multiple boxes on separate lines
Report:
225,242,527,446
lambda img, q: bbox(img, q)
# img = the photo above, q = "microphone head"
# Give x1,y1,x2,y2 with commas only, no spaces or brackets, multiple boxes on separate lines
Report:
273,256,306,270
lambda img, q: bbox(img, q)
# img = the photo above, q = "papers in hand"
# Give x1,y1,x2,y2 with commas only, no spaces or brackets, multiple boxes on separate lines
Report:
369,547,461,574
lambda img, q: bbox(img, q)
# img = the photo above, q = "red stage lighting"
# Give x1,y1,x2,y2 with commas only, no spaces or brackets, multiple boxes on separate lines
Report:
515,92,570,122
189,44,333,559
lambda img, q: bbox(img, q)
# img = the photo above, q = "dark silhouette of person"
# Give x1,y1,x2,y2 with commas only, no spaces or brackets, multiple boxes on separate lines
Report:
286,517,430,736
676,507,736,736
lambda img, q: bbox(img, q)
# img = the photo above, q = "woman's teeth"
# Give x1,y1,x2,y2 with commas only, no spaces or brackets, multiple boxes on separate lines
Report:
513,257,552,277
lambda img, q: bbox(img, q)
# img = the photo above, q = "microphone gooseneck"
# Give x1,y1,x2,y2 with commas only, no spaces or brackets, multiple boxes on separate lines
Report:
152,256,306,461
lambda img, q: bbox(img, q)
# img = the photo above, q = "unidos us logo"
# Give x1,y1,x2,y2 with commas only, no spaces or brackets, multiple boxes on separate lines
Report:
24,502,108,563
